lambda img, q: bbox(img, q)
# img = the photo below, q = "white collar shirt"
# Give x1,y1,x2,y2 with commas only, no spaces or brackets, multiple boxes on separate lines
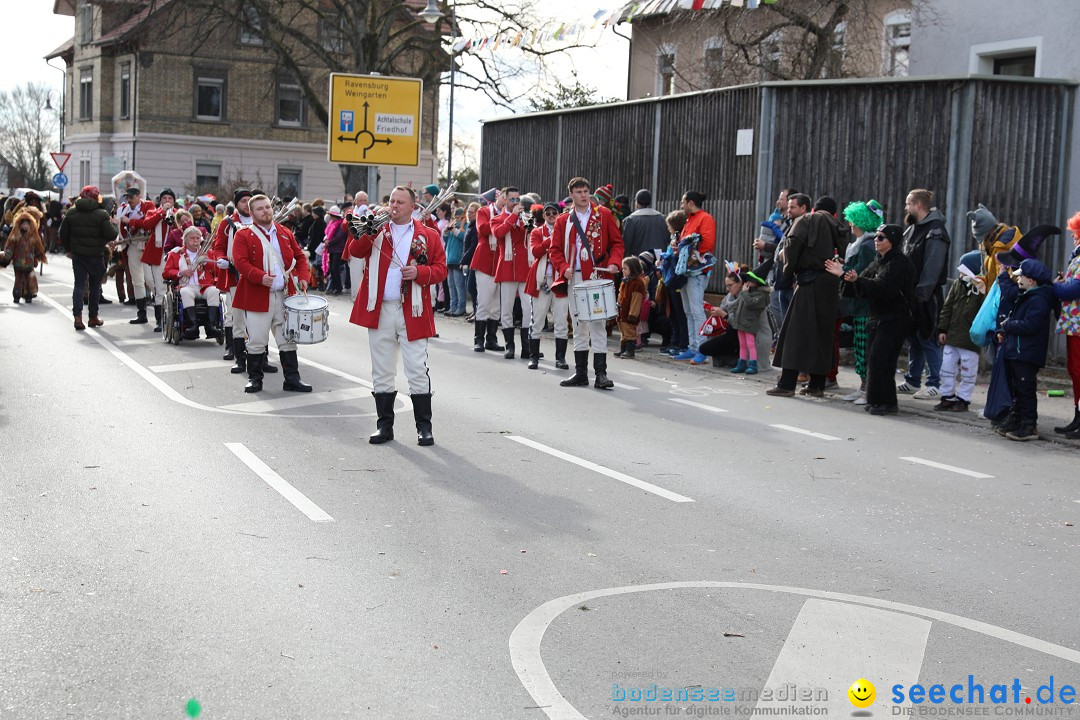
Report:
383,221,414,302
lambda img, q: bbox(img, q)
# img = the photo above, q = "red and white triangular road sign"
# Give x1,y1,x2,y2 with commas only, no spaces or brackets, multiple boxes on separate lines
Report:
50,152,71,173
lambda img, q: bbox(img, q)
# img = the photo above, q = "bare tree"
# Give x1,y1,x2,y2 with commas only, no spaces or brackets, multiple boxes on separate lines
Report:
0,83,60,189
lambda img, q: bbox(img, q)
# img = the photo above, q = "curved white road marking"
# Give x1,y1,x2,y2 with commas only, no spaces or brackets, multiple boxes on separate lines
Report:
508,581,1080,720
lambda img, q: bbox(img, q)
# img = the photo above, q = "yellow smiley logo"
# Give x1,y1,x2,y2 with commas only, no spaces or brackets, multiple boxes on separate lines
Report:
848,679,876,708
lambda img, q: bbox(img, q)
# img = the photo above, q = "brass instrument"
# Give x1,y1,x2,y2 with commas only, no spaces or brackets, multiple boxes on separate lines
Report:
419,181,458,219
348,182,458,237
272,196,301,225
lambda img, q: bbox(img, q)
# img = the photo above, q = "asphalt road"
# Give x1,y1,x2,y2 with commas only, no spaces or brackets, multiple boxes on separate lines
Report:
1,257,1077,720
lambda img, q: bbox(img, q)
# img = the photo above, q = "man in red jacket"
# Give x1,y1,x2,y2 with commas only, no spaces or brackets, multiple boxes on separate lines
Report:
492,186,533,359
548,177,624,390
524,202,569,370
347,185,448,447
116,186,155,325
134,187,178,332
231,195,311,394
471,189,506,352
209,188,256,372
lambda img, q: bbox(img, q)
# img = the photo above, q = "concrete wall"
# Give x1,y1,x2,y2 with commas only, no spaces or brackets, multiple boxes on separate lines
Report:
911,0,1080,264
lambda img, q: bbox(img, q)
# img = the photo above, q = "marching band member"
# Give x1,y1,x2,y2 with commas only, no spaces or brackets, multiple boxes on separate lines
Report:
492,186,533,359
347,186,447,447
133,188,178,333
163,226,222,340
231,195,312,394
548,177,624,390
471,189,506,353
210,188,277,376
117,186,155,325
525,202,570,370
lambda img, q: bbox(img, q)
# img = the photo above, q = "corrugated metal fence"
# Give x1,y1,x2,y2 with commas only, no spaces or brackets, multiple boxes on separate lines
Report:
482,76,1075,296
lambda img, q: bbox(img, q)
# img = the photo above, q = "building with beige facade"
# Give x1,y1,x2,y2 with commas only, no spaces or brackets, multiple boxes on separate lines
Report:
47,0,439,202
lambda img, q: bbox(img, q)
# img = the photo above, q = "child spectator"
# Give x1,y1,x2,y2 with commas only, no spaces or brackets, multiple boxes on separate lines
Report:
615,256,648,359
934,251,985,413
727,265,771,375
994,258,1059,441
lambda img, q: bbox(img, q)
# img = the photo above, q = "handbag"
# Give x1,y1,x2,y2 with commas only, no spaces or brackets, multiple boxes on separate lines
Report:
968,281,1001,347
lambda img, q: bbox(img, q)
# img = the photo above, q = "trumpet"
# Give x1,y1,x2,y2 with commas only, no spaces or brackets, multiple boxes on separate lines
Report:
272,196,301,225
348,207,392,237
419,182,458,219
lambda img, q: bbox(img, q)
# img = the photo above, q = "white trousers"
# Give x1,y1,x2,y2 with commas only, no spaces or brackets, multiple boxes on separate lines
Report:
940,344,978,401
499,281,532,330
223,287,247,335
474,270,499,321
142,259,165,306
180,284,221,309
126,241,148,298
348,257,366,301
568,271,609,354
530,288,569,340
244,291,295,354
369,300,431,395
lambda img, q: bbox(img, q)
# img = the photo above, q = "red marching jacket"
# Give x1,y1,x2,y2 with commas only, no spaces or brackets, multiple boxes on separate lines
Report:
208,213,247,291
137,206,173,266
548,204,624,281
524,224,555,298
163,247,216,291
346,219,448,341
471,205,501,276
491,212,530,283
231,223,310,313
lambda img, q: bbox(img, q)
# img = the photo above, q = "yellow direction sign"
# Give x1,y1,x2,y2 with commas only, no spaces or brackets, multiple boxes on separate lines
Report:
328,73,423,167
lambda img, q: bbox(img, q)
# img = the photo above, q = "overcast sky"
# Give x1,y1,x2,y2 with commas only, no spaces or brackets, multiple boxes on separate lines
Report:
3,0,631,171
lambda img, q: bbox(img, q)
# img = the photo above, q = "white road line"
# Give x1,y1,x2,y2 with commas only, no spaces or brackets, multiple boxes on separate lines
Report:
220,386,371,413
150,360,233,373
620,369,673,383
268,349,373,388
509,581,1080,720
505,435,693,503
670,398,728,413
112,338,160,346
224,442,333,522
771,424,840,441
536,362,639,389
900,456,994,479
756,598,930,716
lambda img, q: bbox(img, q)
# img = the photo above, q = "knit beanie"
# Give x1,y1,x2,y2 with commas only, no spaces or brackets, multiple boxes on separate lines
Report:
595,184,614,205
814,196,838,215
966,203,998,240
80,185,100,200
635,189,652,207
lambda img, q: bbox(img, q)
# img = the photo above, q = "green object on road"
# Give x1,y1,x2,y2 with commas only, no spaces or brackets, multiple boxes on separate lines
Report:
186,698,201,717
1048,390,1066,397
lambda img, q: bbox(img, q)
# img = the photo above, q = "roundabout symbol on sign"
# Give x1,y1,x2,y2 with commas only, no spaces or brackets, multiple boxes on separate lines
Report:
52,172,69,188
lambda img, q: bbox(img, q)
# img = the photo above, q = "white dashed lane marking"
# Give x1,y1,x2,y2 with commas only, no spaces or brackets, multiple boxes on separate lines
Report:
225,442,333,522
770,424,840,441
899,456,994,479
669,398,728,413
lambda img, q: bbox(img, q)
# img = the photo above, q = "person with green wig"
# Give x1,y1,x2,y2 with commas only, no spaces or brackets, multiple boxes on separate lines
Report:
839,199,885,404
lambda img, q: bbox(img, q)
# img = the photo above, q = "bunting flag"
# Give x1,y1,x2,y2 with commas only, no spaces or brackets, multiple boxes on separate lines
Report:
692,0,706,9
625,2,641,21
591,8,606,27
730,0,744,6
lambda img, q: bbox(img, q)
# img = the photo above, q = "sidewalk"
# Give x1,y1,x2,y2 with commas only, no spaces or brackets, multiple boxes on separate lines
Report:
628,340,1080,449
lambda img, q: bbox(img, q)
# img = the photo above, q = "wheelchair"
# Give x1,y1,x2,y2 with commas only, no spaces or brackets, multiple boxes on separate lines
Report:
162,280,225,346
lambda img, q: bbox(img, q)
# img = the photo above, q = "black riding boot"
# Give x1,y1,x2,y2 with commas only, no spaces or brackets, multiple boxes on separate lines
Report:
230,337,247,374
594,353,614,389
204,308,222,339
129,297,148,324
1054,407,1080,434
560,350,590,386
369,391,397,444
262,353,278,374
485,319,504,351
519,328,530,359
182,308,199,340
528,339,541,370
280,350,312,392
473,320,486,352
152,304,163,333
614,341,627,358
554,338,569,370
411,393,435,446
502,328,515,359
223,327,235,360
245,351,265,393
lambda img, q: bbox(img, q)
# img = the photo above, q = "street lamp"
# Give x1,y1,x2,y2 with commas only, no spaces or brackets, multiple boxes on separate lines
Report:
419,0,456,190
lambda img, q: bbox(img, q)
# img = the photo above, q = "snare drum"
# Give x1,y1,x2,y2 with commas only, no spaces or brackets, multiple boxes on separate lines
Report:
572,278,617,320
283,294,329,345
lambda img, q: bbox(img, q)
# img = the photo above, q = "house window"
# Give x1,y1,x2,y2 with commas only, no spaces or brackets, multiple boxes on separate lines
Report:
657,50,676,97
79,0,93,44
79,67,93,120
240,6,264,46
195,161,221,192
704,38,723,88
994,53,1036,77
320,17,346,53
276,81,304,127
277,169,301,201
119,62,131,119
195,73,225,121
885,11,911,77
79,159,90,189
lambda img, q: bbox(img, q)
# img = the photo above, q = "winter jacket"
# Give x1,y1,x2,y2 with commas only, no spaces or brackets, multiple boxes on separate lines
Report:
325,219,347,255
461,220,478,267
902,208,951,336
840,233,877,317
781,210,850,285
727,284,771,334
307,217,326,253
1000,284,1058,368
617,276,647,323
1054,244,1080,336
621,208,669,258
850,246,917,321
936,277,984,353
59,197,116,258
444,222,466,266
